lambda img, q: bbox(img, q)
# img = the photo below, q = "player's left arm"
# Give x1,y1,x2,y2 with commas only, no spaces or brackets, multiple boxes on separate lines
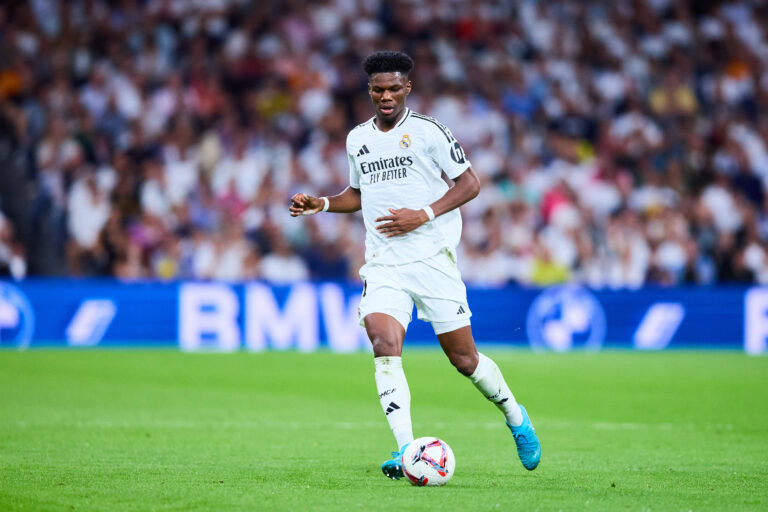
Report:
375,166,480,237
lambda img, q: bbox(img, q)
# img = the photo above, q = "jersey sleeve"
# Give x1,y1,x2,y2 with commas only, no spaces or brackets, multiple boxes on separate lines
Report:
428,121,471,179
346,136,360,188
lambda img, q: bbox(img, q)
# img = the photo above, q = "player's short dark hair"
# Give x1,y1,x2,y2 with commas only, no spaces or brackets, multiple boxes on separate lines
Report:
362,51,414,77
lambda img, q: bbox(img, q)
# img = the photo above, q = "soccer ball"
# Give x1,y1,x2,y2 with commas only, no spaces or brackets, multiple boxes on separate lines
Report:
401,437,455,486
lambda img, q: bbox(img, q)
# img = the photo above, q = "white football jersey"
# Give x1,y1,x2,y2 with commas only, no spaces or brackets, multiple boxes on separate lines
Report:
346,108,471,265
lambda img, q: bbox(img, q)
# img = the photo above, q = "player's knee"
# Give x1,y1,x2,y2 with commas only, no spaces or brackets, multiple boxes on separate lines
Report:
369,332,401,357
449,351,478,376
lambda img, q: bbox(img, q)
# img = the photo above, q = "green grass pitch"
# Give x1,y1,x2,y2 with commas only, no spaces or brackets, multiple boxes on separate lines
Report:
1,349,767,511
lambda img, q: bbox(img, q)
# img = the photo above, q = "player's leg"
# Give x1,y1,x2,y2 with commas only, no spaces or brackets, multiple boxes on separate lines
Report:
408,249,540,470
436,325,541,470
358,264,416,479
364,312,413,450
364,313,414,479
405,250,523,423
435,325,523,426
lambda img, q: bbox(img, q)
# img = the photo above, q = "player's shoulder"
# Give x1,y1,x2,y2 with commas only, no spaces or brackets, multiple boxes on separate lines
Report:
346,118,377,156
347,117,376,141
346,118,376,153
406,110,457,143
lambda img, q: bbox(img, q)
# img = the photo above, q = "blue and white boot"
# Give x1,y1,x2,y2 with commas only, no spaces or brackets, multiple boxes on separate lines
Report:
507,405,541,470
381,443,409,480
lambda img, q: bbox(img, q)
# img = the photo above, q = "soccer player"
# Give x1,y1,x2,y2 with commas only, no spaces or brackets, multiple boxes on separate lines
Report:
289,51,540,478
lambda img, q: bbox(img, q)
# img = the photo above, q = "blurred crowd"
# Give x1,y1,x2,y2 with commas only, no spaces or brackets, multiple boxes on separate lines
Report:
1,0,768,287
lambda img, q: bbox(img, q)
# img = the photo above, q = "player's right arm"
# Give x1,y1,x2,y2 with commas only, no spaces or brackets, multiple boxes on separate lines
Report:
289,186,361,217
290,130,364,217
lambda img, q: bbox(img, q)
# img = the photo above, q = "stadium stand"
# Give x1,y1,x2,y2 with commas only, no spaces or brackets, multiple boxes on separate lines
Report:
1,0,767,286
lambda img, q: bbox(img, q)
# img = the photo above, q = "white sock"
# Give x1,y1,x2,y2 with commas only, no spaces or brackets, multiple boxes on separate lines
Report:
374,356,413,450
469,353,524,426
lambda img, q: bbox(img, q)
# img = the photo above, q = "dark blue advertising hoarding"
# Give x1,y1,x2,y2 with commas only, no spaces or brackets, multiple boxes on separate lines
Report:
0,279,765,353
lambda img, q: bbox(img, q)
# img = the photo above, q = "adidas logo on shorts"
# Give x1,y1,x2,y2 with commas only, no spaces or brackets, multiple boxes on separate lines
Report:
456,305,465,315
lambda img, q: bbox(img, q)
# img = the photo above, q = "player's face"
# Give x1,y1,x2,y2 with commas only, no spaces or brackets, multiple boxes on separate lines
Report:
368,72,411,124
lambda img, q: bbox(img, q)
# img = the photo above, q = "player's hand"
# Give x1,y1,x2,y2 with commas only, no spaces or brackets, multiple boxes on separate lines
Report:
289,193,323,217
375,208,429,237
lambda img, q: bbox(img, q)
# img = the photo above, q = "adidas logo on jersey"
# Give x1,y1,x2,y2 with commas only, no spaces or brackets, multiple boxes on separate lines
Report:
456,305,466,315
356,145,370,157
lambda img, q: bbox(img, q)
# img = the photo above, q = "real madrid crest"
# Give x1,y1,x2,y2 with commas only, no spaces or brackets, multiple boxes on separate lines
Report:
399,134,411,149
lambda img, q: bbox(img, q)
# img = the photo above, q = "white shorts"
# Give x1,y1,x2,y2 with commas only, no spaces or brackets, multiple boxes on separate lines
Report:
358,248,472,335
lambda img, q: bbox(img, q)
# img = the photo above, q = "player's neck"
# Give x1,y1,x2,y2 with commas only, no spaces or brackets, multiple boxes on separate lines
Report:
374,108,407,132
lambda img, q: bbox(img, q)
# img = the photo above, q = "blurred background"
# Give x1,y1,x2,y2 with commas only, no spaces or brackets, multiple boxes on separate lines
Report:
1,0,768,288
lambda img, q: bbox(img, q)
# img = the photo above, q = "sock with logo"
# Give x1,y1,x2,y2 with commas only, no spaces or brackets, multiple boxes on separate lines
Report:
468,352,524,426
374,356,414,450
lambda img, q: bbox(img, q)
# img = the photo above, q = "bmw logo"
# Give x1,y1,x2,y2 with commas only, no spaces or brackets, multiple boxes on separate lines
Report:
0,282,35,349
526,285,606,351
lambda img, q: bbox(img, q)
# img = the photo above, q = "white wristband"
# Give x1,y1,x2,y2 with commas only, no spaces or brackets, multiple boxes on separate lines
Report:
422,206,435,221
321,197,330,212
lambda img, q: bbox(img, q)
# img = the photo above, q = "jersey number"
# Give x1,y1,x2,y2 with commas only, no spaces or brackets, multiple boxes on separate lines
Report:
450,142,466,164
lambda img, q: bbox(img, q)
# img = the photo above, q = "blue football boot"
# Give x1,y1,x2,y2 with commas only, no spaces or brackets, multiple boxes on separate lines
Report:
381,443,408,480
507,405,541,470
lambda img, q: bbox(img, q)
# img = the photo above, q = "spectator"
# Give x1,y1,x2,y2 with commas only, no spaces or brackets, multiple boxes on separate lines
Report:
0,209,26,280
0,0,766,287
66,170,111,275
260,236,309,284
